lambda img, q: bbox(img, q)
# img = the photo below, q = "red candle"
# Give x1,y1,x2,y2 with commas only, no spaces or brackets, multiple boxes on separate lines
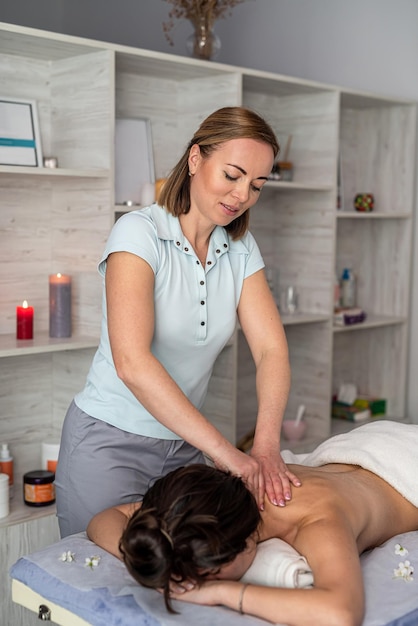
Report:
16,300,34,340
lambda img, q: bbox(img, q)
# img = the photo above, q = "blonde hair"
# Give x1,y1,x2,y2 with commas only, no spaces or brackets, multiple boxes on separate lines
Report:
159,107,279,240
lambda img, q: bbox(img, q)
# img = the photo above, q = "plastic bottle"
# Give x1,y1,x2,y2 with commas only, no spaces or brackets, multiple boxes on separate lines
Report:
341,268,356,308
0,444,14,498
334,272,341,310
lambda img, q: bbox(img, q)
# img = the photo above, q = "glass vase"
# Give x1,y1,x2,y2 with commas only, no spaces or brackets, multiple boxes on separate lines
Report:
186,16,221,61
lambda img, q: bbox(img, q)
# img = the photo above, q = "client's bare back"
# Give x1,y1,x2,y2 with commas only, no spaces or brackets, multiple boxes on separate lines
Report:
263,463,418,555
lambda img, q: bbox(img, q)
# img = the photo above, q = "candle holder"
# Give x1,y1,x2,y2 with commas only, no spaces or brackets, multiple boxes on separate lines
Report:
49,274,72,338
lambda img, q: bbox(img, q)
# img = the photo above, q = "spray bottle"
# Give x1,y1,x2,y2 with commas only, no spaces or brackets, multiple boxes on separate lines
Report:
0,444,14,498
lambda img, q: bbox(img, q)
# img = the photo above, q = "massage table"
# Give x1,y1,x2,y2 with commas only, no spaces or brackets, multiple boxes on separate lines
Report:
10,529,418,626
11,422,418,625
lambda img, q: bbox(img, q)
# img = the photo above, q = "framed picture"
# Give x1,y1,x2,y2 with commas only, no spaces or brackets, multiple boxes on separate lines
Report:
0,97,43,166
115,117,155,205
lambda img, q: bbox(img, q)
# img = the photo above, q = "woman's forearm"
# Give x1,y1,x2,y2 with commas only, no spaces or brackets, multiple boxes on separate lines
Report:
114,340,265,506
116,351,232,456
180,582,362,626
253,345,291,446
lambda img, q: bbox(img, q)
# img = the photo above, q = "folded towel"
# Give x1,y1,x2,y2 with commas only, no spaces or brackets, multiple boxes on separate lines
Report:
240,538,313,588
282,421,418,507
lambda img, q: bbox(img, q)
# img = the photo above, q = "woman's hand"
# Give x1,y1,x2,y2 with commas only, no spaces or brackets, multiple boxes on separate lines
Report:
169,579,237,610
211,444,265,509
251,443,301,508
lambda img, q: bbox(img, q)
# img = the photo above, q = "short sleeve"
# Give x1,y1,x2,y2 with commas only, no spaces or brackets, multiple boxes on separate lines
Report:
98,210,159,277
241,231,265,278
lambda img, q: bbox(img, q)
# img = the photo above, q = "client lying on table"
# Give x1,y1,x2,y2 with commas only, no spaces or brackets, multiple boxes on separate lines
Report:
87,421,418,626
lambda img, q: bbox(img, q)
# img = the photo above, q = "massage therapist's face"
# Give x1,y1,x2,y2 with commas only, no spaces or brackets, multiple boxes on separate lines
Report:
188,138,273,228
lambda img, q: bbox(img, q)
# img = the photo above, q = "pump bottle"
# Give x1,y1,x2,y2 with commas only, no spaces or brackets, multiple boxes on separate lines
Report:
341,268,357,308
0,444,14,498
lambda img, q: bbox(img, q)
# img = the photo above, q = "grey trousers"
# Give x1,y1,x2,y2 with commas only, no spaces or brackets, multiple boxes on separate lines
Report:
55,400,205,537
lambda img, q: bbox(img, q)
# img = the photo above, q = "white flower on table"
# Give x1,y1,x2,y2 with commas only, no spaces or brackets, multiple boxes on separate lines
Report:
393,560,414,582
59,550,75,563
395,543,409,557
85,555,101,569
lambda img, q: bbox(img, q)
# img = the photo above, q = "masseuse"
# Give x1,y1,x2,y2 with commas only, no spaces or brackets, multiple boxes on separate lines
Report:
55,106,298,537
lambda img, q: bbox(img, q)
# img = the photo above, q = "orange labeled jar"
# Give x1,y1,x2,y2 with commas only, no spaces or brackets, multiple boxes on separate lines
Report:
23,470,55,507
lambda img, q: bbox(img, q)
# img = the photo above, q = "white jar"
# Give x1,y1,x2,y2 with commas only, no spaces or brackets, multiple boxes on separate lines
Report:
0,473,9,519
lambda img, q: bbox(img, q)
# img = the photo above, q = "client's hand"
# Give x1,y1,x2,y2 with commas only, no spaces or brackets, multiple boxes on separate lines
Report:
169,579,229,608
166,577,196,594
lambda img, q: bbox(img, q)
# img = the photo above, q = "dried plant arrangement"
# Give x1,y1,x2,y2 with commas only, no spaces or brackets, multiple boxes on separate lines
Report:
162,0,247,46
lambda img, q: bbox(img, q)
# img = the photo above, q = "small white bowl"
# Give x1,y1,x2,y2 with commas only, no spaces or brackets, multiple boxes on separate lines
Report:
282,420,307,442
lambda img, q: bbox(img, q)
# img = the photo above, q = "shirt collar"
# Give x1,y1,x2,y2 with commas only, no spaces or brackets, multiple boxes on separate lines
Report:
149,203,249,255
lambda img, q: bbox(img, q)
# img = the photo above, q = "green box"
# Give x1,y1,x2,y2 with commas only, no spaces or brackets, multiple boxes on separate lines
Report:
353,397,386,416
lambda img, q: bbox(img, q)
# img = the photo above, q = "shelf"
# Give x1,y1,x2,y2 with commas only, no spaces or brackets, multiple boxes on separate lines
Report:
0,493,56,529
337,211,411,219
0,165,109,178
333,314,406,333
282,313,330,326
265,180,334,192
0,333,99,358
238,313,330,334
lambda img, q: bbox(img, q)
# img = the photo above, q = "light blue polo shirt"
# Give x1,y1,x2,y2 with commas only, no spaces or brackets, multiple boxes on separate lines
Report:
75,204,264,439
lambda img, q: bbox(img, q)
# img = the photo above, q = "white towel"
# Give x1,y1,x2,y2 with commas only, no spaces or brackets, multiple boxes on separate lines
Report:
240,538,313,588
282,420,418,507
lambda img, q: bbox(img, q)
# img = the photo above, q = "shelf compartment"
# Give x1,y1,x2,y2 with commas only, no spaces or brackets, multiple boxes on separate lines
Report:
115,59,241,181
243,85,339,188
337,217,412,318
251,187,335,317
0,333,99,358
332,323,408,418
339,101,416,215
0,46,112,171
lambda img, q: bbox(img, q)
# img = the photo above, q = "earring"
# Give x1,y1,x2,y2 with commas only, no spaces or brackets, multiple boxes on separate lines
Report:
188,171,192,177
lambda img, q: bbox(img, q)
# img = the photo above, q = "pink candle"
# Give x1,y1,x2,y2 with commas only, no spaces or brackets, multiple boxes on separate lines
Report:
49,273,72,338
16,300,34,340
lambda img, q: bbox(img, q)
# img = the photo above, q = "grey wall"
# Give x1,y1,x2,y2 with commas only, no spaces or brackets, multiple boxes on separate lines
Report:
2,0,418,418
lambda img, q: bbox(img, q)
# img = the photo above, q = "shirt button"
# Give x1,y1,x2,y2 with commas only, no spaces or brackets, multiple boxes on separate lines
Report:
201,321,205,326
223,243,228,248
207,261,212,265
200,280,205,285
184,247,189,251
215,249,220,254
200,300,205,305
196,260,200,265
176,241,181,246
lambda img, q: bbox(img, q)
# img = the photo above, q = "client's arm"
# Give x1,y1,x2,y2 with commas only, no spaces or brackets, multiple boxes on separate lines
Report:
87,502,141,559
171,514,365,626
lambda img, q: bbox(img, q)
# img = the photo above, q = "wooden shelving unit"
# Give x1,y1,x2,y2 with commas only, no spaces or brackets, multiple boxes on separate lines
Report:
0,21,416,623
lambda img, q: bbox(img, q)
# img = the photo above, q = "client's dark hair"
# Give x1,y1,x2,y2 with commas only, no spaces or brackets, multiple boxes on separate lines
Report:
119,464,260,612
